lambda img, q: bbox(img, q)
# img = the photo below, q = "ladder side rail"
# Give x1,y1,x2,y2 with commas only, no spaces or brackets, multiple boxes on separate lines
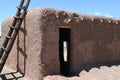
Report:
0,0,30,73
0,0,25,58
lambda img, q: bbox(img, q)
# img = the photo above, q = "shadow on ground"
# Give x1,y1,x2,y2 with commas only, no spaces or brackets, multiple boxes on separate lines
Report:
0,71,24,80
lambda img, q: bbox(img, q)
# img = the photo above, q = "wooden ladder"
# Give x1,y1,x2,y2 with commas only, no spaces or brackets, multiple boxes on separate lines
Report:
0,0,30,73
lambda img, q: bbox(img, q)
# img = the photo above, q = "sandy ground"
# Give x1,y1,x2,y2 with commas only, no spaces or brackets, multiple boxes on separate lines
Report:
44,65,120,80
0,66,25,80
1,65,120,80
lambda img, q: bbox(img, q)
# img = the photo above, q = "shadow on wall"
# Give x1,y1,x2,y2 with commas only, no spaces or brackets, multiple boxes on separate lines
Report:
0,17,27,80
79,61,120,72
70,62,120,77
16,17,27,76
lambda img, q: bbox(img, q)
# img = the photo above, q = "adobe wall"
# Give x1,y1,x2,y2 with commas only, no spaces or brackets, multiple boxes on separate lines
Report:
70,15,120,75
2,8,61,80
2,7,120,79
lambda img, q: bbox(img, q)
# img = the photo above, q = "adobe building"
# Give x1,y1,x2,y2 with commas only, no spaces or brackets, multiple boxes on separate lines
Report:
1,7,120,80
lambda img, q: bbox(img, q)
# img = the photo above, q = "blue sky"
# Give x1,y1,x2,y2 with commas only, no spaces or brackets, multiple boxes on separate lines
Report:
0,0,120,36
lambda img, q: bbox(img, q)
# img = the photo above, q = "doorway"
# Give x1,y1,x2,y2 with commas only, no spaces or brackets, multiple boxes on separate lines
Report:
59,28,70,76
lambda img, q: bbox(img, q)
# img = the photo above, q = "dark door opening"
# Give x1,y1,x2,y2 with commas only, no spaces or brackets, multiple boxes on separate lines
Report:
59,28,70,76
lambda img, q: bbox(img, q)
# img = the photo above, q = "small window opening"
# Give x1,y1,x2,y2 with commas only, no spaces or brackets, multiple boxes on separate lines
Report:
63,41,68,62
59,28,70,76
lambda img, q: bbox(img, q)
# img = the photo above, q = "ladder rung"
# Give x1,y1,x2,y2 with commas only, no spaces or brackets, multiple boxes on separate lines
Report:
8,25,15,28
23,6,26,10
13,16,21,19
0,60,2,65
17,6,23,9
1,46,7,51
6,35,12,39
8,25,17,29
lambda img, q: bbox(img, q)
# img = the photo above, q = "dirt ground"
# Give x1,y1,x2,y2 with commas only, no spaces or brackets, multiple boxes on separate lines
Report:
44,65,120,80
1,65,120,80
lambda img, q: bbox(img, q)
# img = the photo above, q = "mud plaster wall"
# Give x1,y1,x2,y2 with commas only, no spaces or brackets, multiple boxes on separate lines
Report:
71,16,120,75
2,7,120,79
2,8,60,80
